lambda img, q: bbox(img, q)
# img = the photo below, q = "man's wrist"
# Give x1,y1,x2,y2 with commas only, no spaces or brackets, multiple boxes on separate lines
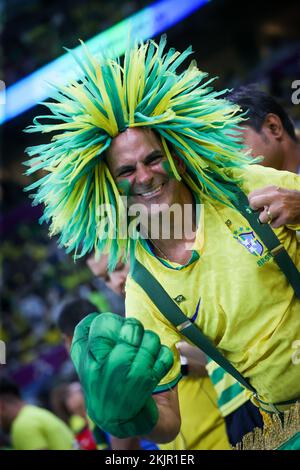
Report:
180,355,189,376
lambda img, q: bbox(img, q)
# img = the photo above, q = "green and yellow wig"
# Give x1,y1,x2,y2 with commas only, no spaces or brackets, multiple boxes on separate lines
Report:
25,35,251,268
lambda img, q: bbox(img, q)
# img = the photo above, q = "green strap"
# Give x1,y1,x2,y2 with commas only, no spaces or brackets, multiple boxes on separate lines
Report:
132,259,257,394
131,184,300,404
232,189,300,299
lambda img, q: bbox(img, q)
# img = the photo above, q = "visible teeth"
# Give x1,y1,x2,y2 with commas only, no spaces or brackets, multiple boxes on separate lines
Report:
140,185,162,197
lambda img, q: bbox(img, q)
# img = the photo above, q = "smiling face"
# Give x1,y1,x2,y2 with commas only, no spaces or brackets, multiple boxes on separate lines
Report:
106,128,185,216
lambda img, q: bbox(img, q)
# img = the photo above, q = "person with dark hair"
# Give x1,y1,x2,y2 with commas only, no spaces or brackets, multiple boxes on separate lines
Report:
228,86,299,172
0,376,75,450
228,86,300,229
57,298,99,351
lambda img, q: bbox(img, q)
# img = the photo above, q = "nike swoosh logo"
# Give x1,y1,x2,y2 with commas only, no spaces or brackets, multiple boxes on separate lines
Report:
191,297,201,323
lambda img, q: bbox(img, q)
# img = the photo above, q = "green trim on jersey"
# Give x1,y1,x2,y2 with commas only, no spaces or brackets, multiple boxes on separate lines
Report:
153,374,182,394
139,191,201,270
206,359,249,417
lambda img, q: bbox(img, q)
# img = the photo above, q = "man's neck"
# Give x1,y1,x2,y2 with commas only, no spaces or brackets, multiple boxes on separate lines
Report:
141,187,198,264
149,236,196,265
282,139,300,174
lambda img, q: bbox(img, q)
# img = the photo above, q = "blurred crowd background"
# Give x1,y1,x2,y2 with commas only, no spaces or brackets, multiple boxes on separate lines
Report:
1,0,300,439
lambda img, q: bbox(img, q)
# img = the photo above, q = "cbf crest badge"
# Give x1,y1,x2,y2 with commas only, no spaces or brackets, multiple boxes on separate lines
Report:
233,227,264,257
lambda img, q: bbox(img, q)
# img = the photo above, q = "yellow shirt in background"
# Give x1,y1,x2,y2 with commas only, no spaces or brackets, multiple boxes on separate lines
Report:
12,404,75,450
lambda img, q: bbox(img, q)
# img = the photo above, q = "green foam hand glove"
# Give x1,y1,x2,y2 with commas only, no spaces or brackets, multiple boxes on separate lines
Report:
70,312,174,438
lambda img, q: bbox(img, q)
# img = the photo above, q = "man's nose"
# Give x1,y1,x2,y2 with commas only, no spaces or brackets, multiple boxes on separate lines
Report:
135,163,153,186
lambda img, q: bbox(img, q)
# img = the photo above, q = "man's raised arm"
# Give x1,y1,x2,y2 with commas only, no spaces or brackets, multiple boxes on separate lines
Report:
70,312,181,444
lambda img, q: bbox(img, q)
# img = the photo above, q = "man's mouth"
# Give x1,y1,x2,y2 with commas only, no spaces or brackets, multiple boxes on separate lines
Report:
135,183,165,199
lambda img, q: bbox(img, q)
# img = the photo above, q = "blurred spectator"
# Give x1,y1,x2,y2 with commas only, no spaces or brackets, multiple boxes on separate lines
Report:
50,381,99,450
57,298,99,351
0,376,75,450
228,85,300,172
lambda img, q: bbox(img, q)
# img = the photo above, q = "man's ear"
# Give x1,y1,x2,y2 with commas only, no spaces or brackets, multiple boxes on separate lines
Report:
263,113,284,140
172,152,186,176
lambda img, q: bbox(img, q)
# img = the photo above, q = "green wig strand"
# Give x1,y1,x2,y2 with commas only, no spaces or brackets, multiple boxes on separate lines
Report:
24,35,252,269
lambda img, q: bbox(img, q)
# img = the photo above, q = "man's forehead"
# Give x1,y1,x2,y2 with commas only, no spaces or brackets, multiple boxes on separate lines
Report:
107,127,161,157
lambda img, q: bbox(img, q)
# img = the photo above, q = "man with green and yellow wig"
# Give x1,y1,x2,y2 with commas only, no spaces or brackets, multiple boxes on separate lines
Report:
25,36,300,449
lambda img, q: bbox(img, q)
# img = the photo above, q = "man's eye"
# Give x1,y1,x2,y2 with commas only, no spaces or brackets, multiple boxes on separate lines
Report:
118,169,134,177
148,155,163,165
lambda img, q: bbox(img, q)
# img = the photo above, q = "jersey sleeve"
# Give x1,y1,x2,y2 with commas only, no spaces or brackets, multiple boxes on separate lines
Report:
125,274,182,392
227,164,300,230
